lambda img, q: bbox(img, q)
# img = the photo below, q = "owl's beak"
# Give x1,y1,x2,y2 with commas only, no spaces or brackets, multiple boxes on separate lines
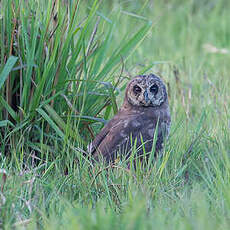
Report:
144,90,149,103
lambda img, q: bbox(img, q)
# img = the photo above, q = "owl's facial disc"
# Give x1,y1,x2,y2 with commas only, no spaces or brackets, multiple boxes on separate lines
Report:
147,80,166,106
126,82,152,107
126,74,167,107
133,85,142,94
149,84,159,95
130,83,151,106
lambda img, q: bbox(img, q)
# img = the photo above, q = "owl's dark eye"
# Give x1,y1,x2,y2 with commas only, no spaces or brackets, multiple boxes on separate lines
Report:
150,84,158,95
133,85,142,94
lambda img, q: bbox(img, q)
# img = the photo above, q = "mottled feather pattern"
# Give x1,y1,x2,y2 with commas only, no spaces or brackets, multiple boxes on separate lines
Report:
89,74,171,163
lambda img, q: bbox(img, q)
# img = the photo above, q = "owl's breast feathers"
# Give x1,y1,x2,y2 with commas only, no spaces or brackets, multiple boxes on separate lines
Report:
88,105,171,162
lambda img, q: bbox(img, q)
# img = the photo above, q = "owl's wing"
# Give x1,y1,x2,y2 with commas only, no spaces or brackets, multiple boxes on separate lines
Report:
88,113,133,162
88,111,170,162
87,121,112,154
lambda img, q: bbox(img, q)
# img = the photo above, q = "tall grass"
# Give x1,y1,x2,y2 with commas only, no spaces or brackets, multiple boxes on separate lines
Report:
0,0,151,162
0,0,230,229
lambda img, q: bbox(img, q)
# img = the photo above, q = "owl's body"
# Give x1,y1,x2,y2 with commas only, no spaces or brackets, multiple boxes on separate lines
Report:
89,74,171,163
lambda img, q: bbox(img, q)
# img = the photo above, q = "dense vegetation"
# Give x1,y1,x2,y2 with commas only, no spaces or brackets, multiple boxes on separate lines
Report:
0,0,229,229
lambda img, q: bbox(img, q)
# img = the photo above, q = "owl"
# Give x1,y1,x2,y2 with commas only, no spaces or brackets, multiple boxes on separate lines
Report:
88,74,171,163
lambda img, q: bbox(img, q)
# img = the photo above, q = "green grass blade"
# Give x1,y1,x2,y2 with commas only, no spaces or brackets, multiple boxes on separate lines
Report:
0,96,19,122
36,107,65,139
0,56,18,89
97,21,152,80
0,120,15,128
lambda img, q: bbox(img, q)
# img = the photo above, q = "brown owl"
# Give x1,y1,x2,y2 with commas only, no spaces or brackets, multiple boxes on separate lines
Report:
88,74,171,163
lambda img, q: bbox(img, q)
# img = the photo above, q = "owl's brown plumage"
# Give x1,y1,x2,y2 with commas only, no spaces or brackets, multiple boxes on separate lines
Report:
89,74,171,163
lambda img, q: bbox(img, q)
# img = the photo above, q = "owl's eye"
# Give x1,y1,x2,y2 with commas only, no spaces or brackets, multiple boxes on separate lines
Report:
150,84,158,94
133,85,142,94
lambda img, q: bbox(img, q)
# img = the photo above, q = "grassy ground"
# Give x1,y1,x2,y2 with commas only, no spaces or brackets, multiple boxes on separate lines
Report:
0,0,230,229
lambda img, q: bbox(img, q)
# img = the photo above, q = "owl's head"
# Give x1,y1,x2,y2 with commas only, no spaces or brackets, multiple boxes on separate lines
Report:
125,74,168,107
